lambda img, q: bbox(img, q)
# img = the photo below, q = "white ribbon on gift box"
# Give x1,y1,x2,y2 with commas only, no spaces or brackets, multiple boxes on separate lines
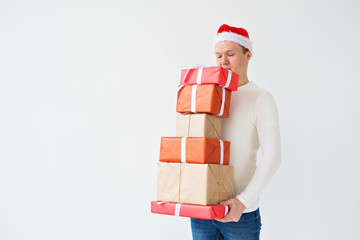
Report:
216,87,226,117
224,70,232,88
191,85,197,113
181,137,187,163
224,205,229,215
180,137,224,164
174,203,181,216
219,139,224,165
196,68,203,84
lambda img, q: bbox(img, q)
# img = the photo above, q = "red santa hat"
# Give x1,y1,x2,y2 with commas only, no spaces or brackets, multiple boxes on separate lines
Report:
213,24,254,56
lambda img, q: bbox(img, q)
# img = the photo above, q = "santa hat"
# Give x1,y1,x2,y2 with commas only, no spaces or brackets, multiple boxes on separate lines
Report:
213,24,254,56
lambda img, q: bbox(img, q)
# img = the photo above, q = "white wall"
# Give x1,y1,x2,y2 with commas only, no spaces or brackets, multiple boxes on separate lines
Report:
1,0,360,239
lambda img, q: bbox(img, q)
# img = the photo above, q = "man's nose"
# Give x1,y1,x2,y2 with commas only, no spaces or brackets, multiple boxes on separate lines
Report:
220,56,229,66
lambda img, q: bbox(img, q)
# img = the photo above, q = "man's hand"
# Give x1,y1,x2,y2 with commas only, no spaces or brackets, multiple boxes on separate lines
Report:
215,198,246,223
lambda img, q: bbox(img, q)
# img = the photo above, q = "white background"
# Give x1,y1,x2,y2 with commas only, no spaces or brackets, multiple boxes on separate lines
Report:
1,0,360,239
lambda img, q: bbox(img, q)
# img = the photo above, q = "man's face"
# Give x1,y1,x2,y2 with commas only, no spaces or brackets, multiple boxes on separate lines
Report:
215,41,251,76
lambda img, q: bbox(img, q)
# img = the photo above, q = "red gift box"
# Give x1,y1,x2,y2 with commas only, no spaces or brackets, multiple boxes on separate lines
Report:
180,66,239,91
151,201,229,220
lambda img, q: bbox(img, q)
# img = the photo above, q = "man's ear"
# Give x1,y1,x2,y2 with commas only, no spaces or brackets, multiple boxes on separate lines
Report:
246,52,251,62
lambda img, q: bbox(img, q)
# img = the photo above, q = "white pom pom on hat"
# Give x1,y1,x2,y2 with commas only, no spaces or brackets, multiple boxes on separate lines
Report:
213,24,254,56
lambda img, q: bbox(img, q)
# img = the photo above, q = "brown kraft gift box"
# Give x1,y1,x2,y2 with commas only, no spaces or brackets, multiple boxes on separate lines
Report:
157,162,234,205
176,113,222,139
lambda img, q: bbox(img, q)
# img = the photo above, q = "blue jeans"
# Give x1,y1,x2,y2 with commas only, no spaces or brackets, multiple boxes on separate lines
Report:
191,209,261,240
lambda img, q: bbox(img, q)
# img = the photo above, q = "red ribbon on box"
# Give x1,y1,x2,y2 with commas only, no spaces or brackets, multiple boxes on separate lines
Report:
151,201,229,220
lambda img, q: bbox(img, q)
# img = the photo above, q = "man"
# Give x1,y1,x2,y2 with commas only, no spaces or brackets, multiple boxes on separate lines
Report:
191,24,282,240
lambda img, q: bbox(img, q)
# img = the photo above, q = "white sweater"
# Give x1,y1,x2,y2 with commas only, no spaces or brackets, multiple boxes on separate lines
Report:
222,82,282,211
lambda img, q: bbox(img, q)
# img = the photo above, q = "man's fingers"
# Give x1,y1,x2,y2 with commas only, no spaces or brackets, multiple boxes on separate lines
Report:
216,212,234,223
215,206,236,222
217,198,244,222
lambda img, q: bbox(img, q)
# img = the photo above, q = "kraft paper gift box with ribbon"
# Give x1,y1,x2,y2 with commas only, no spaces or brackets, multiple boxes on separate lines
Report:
151,201,229,220
159,137,230,165
157,162,234,205
176,84,232,118
176,113,222,139
179,66,239,91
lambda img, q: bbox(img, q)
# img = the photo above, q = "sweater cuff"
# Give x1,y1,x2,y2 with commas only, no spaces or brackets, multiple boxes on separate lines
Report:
236,195,249,208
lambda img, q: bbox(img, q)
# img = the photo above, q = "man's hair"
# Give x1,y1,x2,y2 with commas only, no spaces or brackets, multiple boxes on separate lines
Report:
241,46,249,54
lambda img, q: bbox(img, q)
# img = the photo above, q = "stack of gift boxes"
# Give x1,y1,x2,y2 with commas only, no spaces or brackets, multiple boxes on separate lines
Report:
151,66,239,220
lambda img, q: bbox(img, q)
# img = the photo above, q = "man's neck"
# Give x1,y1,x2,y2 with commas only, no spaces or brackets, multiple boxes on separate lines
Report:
238,75,249,87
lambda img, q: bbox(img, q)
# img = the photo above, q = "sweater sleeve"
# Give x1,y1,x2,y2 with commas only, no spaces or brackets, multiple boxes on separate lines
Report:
236,92,282,208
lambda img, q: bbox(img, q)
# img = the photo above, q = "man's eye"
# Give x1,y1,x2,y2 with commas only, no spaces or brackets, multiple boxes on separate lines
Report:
216,55,222,58
228,54,234,57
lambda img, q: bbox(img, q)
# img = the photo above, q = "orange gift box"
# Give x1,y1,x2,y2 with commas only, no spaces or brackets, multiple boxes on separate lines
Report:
176,84,231,118
159,137,230,165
